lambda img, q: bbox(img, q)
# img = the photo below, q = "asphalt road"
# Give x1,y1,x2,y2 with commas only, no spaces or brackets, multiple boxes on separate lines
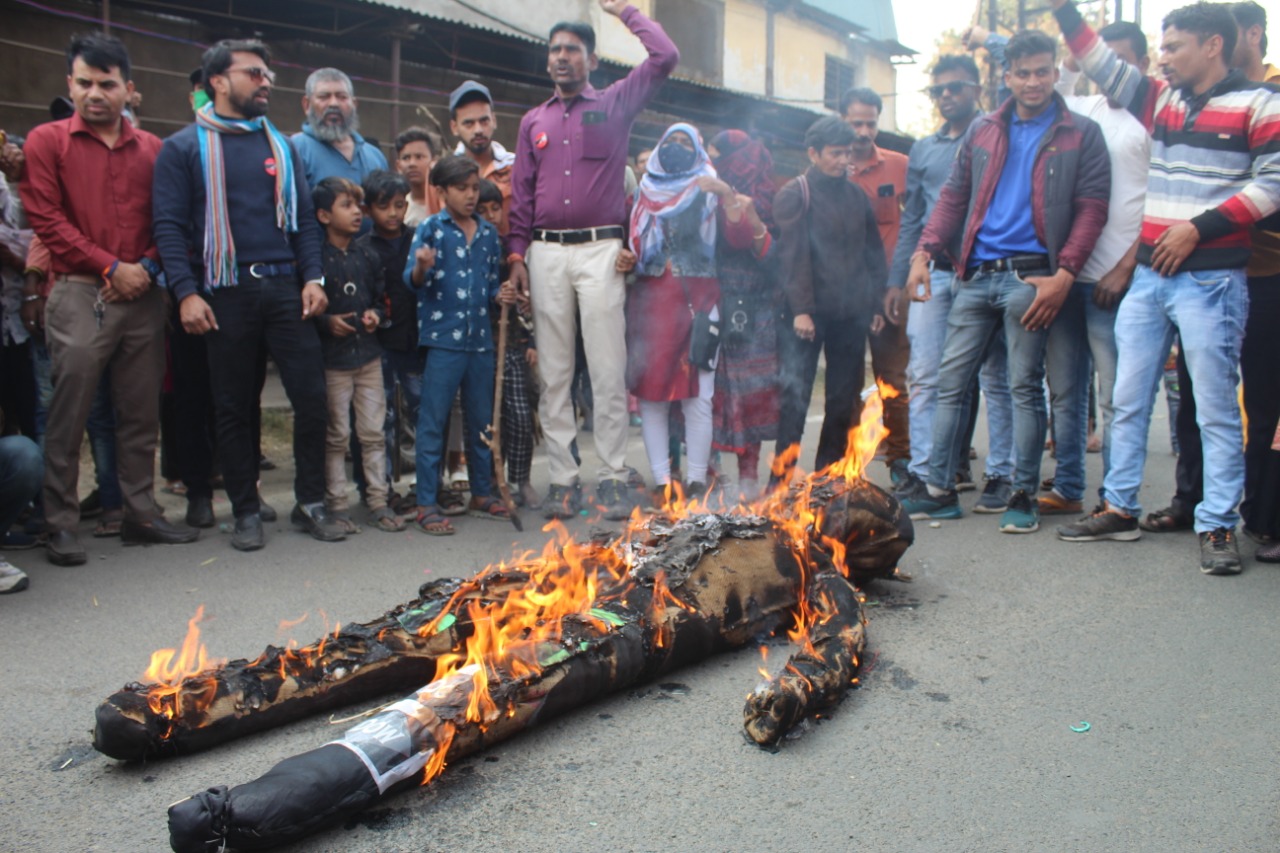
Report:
2,398,1278,853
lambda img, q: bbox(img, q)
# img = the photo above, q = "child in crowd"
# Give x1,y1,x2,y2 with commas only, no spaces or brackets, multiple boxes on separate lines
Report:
395,126,441,229
356,169,419,515
313,177,402,533
476,178,540,509
404,155,513,535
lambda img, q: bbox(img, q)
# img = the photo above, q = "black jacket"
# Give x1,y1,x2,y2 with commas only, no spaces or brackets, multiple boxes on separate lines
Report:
317,240,385,370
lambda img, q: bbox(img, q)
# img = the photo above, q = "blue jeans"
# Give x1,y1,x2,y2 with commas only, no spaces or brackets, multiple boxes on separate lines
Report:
927,269,1049,496
0,435,43,534
907,268,1014,481
414,347,494,508
1105,265,1247,531
31,339,122,511
1045,280,1118,502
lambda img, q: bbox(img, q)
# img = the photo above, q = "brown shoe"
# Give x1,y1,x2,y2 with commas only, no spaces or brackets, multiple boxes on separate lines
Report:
1038,489,1083,515
1139,506,1194,533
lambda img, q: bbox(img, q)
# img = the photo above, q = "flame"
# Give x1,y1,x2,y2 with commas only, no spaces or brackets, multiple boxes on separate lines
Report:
141,606,224,733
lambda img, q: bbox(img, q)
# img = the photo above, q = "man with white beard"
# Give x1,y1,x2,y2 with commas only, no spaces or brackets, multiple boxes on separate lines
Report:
291,67,387,189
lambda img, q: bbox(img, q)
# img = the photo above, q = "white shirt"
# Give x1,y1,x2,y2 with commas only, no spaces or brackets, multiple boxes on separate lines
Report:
1058,66,1150,282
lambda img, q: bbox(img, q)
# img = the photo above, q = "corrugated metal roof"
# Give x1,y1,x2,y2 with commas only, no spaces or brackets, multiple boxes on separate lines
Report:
357,0,543,43
803,0,911,50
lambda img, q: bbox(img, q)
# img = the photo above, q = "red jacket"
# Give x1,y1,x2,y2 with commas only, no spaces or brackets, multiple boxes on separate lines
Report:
918,93,1110,277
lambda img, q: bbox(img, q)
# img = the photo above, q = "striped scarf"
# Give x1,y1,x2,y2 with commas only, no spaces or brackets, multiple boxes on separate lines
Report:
195,103,297,288
630,122,718,271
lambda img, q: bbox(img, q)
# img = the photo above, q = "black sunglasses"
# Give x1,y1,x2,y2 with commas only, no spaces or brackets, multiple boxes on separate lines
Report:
927,81,977,98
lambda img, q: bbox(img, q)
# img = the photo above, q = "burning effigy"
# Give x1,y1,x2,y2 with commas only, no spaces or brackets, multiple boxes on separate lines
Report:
92,388,913,853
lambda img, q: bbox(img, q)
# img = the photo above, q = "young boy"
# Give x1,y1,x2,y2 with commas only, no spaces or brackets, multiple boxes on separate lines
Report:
476,178,540,510
395,126,441,229
771,115,887,487
404,156,514,534
356,169,419,515
313,177,403,533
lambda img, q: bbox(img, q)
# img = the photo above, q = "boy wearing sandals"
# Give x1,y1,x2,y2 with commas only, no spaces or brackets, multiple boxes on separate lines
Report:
404,155,514,534
313,177,403,533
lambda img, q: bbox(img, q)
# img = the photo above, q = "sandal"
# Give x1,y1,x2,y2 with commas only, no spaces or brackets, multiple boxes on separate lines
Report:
371,506,405,532
414,506,455,536
330,512,363,535
93,511,124,538
439,489,467,516
468,495,511,521
1139,506,1193,533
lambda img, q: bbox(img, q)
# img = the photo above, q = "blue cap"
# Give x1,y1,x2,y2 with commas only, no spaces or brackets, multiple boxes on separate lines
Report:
449,80,493,115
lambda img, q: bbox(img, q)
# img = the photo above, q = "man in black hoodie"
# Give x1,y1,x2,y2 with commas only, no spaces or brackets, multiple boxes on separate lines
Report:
771,116,887,485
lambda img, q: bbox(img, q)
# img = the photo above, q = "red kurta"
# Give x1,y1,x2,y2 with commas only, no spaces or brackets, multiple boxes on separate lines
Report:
625,267,719,402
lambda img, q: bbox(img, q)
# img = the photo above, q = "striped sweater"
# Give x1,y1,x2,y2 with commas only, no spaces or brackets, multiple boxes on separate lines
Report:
1056,2,1280,271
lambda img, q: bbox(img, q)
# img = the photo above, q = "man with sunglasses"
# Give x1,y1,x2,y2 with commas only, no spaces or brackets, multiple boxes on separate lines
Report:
889,55,1016,518
153,39,343,551
902,30,1110,535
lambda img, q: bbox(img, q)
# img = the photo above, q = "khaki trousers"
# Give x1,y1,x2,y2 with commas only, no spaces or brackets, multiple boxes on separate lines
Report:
43,277,164,531
325,359,388,512
527,237,629,486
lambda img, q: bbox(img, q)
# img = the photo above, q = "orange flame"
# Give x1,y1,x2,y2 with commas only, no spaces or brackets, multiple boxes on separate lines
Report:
141,606,225,732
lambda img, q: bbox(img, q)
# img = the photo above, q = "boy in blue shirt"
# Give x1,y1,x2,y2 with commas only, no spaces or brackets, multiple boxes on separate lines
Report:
404,155,513,534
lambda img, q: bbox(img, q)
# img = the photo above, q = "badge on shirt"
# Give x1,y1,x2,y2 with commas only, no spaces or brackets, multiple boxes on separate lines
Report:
877,183,895,198
583,111,606,125
264,157,277,177
535,132,548,150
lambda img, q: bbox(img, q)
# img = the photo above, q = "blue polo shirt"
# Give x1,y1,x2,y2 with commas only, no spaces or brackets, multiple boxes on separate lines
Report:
971,104,1055,263
290,123,388,189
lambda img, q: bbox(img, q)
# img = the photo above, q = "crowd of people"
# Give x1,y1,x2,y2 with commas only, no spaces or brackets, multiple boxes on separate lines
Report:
0,0,1277,595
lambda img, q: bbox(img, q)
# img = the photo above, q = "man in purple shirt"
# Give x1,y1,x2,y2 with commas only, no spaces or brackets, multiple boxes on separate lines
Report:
508,0,678,520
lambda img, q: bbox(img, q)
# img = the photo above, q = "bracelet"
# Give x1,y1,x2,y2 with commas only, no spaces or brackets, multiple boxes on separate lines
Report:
753,228,767,240
102,259,119,280
22,293,44,303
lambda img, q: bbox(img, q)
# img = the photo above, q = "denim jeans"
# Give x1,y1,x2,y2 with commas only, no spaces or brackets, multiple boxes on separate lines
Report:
907,268,1014,481
414,347,495,508
927,269,1049,495
1104,265,1247,531
0,435,43,534
31,338,122,511
1045,280,1118,502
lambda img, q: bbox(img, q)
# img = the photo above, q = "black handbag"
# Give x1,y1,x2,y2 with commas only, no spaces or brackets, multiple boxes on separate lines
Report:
680,278,720,371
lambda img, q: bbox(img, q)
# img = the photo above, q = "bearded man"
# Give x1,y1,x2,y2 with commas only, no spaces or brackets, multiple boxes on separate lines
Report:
291,67,388,189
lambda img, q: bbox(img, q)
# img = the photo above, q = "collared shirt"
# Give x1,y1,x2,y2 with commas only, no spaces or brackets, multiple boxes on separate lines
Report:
507,4,678,258
1057,66,1150,281
403,208,501,352
290,124,388,189
404,187,441,229
849,145,908,263
971,104,1055,263
888,120,973,286
20,113,161,276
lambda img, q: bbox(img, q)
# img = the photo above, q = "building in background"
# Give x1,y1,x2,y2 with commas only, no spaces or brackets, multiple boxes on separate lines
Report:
0,0,913,171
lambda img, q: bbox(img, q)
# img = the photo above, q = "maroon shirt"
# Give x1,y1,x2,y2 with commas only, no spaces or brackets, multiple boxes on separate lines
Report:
20,113,161,276
508,4,678,258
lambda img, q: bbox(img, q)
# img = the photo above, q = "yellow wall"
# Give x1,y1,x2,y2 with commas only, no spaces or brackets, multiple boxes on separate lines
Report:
723,0,768,93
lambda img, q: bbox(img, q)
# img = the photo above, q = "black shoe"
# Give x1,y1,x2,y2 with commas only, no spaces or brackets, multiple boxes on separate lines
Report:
1199,527,1242,575
888,459,912,490
185,495,216,529
122,516,200,545
258,495,278,523
231,513,265,552
973,475,1012,514
954,467,976,493
258,455,277,471
597,478,634,521
290,503,347,542
1057,507,1141,542
79,488,103,519
892,471,926,501
543,483,582,520
46,529,87,566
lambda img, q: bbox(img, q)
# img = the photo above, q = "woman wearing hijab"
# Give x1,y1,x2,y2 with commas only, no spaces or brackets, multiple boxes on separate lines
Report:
628,123,756,504
706,130,777,501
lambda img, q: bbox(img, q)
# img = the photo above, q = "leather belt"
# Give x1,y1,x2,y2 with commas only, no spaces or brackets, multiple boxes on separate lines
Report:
967,254,1050,276
244,262,297,279
533,226,625,245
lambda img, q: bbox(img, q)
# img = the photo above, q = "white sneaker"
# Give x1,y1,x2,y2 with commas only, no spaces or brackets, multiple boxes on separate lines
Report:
0,558,30,594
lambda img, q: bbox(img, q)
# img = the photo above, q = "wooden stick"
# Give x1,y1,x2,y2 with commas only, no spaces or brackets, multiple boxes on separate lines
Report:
487,298,523,531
